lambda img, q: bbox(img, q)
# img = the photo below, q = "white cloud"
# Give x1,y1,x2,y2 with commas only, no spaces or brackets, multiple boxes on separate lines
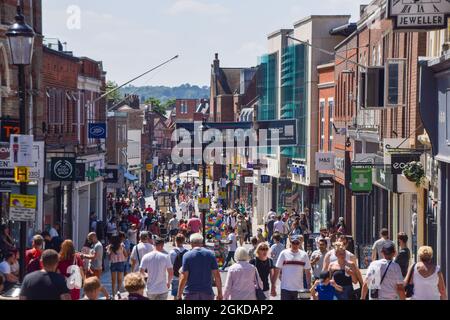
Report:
167,0,230,16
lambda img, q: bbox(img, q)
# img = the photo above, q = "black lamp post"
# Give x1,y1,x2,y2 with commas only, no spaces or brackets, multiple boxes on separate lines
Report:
199,120,207,245
6,0,36,280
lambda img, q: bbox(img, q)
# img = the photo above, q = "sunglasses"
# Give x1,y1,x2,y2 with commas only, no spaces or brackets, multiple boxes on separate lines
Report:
291,241,301,245
259,248,269,252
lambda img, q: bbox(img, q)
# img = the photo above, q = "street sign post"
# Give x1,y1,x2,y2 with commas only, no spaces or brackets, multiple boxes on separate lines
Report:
10,134,33,167
14,167,30,183
351,167,373,193
9,194,36,222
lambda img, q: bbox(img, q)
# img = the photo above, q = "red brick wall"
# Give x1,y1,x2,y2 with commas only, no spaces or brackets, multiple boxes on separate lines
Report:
175,99,199,121
318,65,335,155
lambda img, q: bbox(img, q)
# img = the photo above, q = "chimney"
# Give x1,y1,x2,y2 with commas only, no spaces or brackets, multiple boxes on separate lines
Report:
213,53,220,74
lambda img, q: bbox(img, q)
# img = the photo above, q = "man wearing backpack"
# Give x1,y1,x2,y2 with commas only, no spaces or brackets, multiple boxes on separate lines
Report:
130,231,154,272
169,234,188,299
25,235,44,274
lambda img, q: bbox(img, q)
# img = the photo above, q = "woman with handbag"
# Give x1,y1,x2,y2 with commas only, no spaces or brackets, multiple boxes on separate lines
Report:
405,246,447,300
250,243,276,299
57,240,85,300
223,247,263,300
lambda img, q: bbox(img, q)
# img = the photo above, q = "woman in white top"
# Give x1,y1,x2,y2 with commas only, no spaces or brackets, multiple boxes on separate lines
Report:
223,247,263,300
406,246,447,300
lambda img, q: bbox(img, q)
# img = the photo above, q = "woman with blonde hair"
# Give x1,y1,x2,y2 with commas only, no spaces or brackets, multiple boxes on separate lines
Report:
123,273,148,300
328,242,363,300
223,247,263,300
406,246,447,300
250,242,276,299
57,239,85,300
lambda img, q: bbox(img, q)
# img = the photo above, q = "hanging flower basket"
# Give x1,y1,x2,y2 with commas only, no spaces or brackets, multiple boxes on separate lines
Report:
402,161,425,187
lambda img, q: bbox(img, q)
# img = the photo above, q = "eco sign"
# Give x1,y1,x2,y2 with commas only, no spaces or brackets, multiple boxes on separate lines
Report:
351,167,373,193
51,158,76,181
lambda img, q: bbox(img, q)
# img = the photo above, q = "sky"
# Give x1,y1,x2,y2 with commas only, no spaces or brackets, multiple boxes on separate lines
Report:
42,0,361,87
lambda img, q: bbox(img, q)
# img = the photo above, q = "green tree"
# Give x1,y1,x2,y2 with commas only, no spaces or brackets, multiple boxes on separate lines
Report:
145,97,166,115
106,80,123,103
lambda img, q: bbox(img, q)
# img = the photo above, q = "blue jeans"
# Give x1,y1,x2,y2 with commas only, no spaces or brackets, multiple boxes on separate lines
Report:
335,285,353,300
184,292,214,300
171,278,179,297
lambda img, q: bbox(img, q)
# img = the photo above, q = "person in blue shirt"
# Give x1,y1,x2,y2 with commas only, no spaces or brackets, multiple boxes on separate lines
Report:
311,271,343,300
176,233,223,300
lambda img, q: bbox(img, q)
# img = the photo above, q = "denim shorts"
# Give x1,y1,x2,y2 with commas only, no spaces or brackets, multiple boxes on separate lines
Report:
110,261,126,273
171,278,179,297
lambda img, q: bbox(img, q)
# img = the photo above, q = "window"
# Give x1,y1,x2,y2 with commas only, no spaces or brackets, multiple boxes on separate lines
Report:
328,99,334,151
48,88,64,125
319,100,325,151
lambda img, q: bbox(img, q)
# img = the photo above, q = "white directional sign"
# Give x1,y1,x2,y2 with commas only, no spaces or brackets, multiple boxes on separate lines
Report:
389,0,450,30
10,134,33,167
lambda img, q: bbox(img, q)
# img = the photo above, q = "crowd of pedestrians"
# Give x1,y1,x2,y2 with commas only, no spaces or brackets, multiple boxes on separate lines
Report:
0,175,448,301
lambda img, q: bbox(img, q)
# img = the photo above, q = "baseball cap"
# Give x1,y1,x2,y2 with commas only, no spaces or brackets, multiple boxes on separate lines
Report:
381,242,396,255
290,235,301,243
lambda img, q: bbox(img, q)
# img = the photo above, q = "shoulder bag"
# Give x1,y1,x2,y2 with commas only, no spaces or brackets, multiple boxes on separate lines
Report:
370,260,392,299
405,263,416,298
254,263,266,301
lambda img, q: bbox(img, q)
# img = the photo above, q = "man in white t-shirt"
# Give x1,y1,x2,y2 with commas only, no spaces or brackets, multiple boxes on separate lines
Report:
273,216,284,234
273,235,311,300
221,226,237,271
140,237,173,300
131,232,154,272
372,228,395,262
362,242,405,300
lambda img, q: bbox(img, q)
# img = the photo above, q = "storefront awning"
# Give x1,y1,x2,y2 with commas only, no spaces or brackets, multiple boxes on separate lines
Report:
124,172,138,181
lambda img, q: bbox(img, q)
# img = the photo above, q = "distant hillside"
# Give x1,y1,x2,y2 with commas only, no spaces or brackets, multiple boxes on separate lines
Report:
120,84,210,102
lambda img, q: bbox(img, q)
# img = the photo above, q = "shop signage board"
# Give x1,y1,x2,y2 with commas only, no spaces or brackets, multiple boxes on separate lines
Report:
10,134,33,167
0,119,20,142
0,142,44,181
75,163,86,181
261,175,271,184
14,167,30,183
390,153,421,174
244,176,254,184
9,194,37,222
388,0,450,30
103,168,118,183
50,158,76,181
88,123,107,139
351,167,373,193
315,152,336,171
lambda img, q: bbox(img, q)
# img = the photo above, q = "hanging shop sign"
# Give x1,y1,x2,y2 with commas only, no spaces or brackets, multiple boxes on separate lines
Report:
146,164,153,172
315,152,336,171
10,134,33,167
75,163,86,182
261,175,271,184
244,176,254,184
88,123,107,139
9,194,37,222
103,168,118,183
390,153,421,175
50,158,76,181
14,167,30,183
351,167,373,193
319,177,334,189
388,0,450,30
0,119,20,142
86,166,101,182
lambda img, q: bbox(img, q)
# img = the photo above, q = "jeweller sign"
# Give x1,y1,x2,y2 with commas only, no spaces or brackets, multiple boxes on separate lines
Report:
389,0,450,30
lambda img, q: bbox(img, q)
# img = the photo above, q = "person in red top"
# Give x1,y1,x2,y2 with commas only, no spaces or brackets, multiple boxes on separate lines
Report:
187,214,203,235
25,235,44,273
57,240,85,300
145,205,153,215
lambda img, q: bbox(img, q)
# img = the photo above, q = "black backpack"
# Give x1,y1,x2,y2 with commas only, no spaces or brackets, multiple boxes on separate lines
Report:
173,248,187,278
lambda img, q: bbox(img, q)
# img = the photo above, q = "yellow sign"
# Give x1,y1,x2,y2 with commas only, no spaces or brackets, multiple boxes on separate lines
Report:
198,197,210,210
14,167,30,183
9,194,37,222
146,164,153,172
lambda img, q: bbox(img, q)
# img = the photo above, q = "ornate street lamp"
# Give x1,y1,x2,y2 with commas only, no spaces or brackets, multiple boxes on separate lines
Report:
6,1,36,281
